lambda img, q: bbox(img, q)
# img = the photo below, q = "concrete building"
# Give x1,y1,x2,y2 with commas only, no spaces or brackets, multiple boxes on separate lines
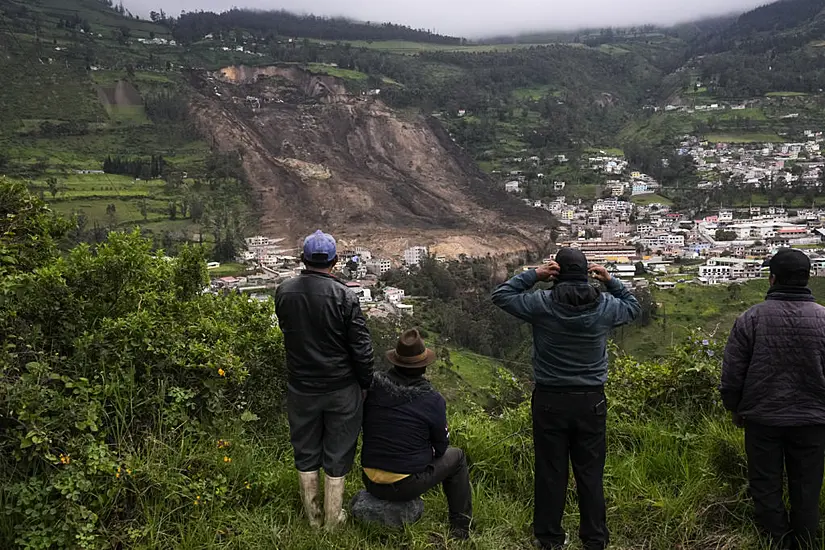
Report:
366,259,392,276
404,246,429,266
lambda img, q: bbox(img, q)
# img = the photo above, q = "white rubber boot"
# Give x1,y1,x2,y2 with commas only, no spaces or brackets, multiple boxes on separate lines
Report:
298,470,323,529
323,474,348,531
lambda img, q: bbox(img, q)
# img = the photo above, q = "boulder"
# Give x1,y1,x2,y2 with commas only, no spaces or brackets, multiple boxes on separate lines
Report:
350,490,424,528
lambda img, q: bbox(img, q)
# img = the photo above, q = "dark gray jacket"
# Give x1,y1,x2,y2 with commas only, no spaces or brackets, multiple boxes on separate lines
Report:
275,271,374,393
492,270,641,387
721,289,825,426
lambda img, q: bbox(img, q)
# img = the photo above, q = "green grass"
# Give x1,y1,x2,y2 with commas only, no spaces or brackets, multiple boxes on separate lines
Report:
618,278,825,360
563,184,601,200
31,173,166,200
705,133,786,144
73,394,781,550
305,63,369,81
631,193,673,206
50,197,170,225
766,91,809,97
209,263,249,278
585,147,625,156
512,85,556,101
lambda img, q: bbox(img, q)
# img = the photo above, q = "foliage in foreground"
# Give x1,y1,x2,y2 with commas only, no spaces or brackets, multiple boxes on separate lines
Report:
0,181,284,548
0,182,801,549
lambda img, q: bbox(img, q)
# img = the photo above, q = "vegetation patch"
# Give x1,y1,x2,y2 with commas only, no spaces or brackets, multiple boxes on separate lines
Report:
705,132,786,143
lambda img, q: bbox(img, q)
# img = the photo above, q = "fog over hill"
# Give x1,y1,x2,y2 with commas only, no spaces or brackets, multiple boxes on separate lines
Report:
126,0,770,36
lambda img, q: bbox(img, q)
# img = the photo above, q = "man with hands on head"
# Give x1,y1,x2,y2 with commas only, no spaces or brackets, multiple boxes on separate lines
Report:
492,248,641,550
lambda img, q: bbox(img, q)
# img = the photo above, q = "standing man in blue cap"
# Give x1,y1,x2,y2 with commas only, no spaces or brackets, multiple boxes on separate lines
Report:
275,230,375,531
492,248,640,550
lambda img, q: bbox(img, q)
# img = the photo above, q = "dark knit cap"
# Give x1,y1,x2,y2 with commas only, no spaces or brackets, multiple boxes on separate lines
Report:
555,247,589,282
769,248,811,286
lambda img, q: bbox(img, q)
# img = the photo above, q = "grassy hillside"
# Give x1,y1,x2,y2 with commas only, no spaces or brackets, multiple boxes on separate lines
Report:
0,185,786,548
0,0,253,252
617,277,825,359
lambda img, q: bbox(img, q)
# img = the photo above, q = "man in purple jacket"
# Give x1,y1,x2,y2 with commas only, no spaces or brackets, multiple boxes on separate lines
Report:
722,248,825,549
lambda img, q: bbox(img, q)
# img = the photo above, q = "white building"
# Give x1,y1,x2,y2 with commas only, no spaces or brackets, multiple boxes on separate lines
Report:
699,258,763,283
505,181,521,193
404,246,429,266
246,235,272,247
384,287,406,304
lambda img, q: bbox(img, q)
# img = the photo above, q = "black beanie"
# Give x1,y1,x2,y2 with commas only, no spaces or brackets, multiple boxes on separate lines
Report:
769,248,811,286
555,247,589,282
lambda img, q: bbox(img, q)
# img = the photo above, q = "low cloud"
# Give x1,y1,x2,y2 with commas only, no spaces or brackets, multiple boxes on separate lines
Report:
127,0,768,37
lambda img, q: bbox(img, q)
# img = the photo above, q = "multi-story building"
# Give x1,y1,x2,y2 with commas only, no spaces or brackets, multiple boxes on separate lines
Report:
366,259,392,276
699,258,763,283
560,241,637,263
404,246,429,266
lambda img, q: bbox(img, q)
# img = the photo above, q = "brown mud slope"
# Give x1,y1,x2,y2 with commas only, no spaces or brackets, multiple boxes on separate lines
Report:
188,65,554,257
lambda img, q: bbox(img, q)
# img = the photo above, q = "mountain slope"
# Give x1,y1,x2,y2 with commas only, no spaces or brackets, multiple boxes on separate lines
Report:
188,66,551,256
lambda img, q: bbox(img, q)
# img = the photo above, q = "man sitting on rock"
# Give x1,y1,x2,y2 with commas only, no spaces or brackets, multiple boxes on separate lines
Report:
360,329,473,539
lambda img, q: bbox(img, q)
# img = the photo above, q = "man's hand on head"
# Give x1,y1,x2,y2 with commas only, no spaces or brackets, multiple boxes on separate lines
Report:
535,261,560,282
588,263,612,282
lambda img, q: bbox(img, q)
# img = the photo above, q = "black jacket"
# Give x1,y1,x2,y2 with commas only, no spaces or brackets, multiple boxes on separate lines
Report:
721,287,825,426
275,271,374,392
361,370,449,474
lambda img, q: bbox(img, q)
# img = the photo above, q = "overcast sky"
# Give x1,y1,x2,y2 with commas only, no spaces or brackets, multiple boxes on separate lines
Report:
125,0,769,37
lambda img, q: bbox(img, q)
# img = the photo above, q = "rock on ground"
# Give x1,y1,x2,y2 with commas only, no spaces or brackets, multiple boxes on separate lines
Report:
350,490,424,528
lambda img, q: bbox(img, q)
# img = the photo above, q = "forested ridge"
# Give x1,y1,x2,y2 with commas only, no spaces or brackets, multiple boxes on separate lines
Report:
167,8,462,45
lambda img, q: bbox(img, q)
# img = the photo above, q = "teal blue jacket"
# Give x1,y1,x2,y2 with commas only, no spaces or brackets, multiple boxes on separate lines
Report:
492,270,641,387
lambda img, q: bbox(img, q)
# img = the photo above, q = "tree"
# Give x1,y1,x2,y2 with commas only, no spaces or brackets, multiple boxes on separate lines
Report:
139,198,148,221
106,203,117,226
715,229,737,241
168,202,177,220
46,177,61,199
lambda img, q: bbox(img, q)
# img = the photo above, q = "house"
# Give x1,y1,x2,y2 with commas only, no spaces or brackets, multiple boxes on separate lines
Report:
505,181,521,193
396,303,414,315
553,181,566,191
653,281,676,289
384,287,406,304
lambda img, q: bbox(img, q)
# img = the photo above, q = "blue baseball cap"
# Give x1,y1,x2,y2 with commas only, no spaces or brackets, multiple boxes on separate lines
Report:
302,230,337,264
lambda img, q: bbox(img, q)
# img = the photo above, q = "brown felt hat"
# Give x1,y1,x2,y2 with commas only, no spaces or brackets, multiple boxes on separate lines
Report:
386,329,437,369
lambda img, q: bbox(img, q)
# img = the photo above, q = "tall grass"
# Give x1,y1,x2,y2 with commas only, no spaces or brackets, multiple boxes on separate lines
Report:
32,402,804,550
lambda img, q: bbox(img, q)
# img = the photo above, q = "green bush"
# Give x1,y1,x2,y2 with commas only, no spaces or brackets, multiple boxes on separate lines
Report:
608,332,724,420
0,181,284,549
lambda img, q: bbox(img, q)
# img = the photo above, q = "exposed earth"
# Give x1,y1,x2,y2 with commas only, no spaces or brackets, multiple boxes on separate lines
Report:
188,65,554,257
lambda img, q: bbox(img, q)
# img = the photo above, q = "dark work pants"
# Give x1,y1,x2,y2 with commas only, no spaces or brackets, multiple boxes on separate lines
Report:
363,447,473,531
287,383,363,477
532,387,608,550
745,422,825,549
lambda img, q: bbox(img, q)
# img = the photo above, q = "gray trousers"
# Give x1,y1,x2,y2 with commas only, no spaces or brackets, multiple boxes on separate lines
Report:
287,383,363,477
